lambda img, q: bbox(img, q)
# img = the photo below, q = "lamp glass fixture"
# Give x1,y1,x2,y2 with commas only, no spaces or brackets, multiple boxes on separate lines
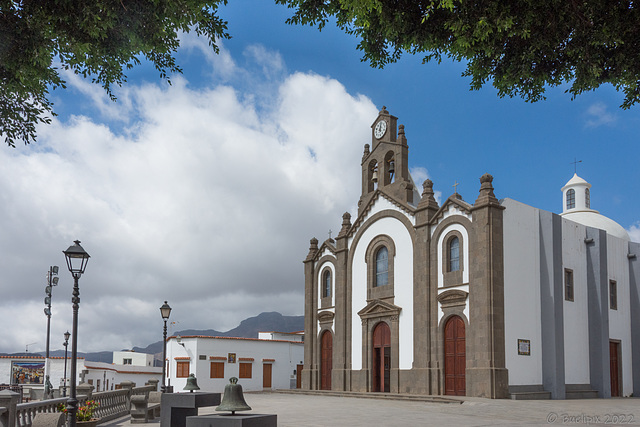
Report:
160,301,172,320
63,240,90,275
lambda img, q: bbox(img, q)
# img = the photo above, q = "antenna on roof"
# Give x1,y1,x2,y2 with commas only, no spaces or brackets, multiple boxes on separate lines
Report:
571,158,582,174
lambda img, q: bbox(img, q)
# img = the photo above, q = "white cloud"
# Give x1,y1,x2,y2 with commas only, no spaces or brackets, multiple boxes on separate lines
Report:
178,33,236,79
0,47,376,353
628,222,640,243
585,102,616,128
410,166,442,205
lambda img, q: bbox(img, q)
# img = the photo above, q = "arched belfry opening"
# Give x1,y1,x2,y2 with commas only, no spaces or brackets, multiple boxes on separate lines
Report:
359,106,414,214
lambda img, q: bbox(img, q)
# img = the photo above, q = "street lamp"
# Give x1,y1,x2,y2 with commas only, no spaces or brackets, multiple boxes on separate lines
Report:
160,301,172,393
63,240,90,427
44,265,59,399
63,330,70,397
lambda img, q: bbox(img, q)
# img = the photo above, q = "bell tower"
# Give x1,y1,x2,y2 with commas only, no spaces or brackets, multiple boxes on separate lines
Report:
359,107,413,214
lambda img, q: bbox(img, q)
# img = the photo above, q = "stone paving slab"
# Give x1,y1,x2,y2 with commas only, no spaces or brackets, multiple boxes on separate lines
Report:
100,391,640,427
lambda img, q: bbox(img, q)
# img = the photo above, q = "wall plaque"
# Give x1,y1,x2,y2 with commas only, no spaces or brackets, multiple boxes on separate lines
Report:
518,339,531,356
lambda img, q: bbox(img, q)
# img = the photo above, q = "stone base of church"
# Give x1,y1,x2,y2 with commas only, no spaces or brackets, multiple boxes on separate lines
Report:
349,369,369,392
304,366,511,398
398,368,432,394
466,367,509,398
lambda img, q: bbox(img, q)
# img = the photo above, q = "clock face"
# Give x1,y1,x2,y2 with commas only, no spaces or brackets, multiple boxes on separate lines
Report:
374,120,387,139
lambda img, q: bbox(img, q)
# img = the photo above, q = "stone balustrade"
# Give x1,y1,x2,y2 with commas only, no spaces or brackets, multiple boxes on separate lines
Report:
0,380,159,427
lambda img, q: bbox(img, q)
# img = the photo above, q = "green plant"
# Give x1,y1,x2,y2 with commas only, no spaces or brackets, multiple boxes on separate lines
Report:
58,400,100,421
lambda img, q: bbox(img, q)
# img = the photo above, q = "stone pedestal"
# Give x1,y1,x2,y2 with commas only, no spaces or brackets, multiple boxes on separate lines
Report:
186,414,277,427
160,392,221,427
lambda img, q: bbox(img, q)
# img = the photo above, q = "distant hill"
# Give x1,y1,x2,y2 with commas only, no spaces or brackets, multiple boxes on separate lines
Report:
133,312,304,356
1,312,303,364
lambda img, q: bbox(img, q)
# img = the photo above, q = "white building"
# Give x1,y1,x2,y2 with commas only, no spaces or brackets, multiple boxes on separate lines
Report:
0,350,161,396
165,334,304,392
502,174,638,398
83,360,161,391
301,107,639,399
112,350,155,367
0,355,83,398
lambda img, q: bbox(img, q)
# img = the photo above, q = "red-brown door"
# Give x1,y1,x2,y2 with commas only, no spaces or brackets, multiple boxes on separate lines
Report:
610,341,620,397
444,316,466,396
263,364,272,388
321,331,332,390
296,364,303,388
372,322,391,392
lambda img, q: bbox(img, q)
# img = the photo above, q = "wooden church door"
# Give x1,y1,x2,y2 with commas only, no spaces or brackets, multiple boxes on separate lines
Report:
372,322,391,392
610,341,620,397
444,315,466,396
320,331,332,390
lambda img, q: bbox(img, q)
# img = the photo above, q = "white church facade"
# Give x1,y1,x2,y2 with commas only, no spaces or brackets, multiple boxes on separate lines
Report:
301,107,639,399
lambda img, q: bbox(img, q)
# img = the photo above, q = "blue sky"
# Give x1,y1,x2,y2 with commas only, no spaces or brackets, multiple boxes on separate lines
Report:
1,0,638,353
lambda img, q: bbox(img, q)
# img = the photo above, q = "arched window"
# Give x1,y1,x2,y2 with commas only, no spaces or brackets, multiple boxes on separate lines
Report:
585,188,590,209
375,247,389,287
449,237,460,272
322,270,331,298
566,189,575,209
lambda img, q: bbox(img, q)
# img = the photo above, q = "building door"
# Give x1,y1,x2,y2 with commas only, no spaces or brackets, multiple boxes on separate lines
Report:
320,331,332,390
372,322,391,392
444,315,466,396
262,364,272,389
610,341,620,397
296,364,303,388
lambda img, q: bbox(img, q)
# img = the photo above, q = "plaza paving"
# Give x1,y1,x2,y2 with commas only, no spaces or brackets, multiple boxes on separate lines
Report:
101,390,640,426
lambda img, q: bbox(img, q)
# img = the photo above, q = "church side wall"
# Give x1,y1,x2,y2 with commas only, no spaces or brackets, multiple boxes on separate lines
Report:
350,215,414,371
502,199,543,387
607,234,634,397
629,241,640,397
562,220,591,385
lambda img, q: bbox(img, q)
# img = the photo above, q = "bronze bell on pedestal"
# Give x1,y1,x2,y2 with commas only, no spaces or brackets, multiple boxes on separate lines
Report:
216,377,251,415
183,374,200,393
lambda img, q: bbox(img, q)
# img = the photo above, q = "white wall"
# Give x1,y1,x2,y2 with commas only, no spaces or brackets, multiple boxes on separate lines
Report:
502,199,543,386
83,362,162,391
112,351,154,367
607,234,634,396
561,219,591,385
0,356,83,391
166,336,304,392
350,210,414,370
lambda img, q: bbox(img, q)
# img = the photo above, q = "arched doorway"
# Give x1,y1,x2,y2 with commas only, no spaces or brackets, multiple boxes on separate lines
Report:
444,315,466,396
320,330,332,390
372,322,391,392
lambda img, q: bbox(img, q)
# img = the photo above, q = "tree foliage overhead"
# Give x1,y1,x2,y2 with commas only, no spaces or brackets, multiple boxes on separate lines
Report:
1,0,229,147
276,0,640,108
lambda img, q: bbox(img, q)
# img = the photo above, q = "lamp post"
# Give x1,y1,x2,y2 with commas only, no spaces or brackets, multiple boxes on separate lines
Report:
44,265,59,399
63,240,90,427
159,301,172,393
63,330,70,397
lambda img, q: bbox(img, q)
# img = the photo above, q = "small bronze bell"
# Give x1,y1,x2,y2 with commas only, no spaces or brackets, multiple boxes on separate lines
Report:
216,377,251,415
183,374,200,392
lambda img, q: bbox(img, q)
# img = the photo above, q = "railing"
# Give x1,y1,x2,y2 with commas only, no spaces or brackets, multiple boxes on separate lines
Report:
91,389,130,423
0,387,22,404
15,396,76,427
4,382,160,427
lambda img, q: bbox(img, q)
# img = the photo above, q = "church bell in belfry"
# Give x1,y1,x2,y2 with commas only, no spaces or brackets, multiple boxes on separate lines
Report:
216,377,252,415
183,373,201,392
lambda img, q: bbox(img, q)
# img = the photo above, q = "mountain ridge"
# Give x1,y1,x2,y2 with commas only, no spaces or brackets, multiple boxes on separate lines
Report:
2,312,303,363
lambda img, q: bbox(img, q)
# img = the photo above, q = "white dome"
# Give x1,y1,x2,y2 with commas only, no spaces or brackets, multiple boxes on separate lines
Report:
562,211,630,241
559,173,630,241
